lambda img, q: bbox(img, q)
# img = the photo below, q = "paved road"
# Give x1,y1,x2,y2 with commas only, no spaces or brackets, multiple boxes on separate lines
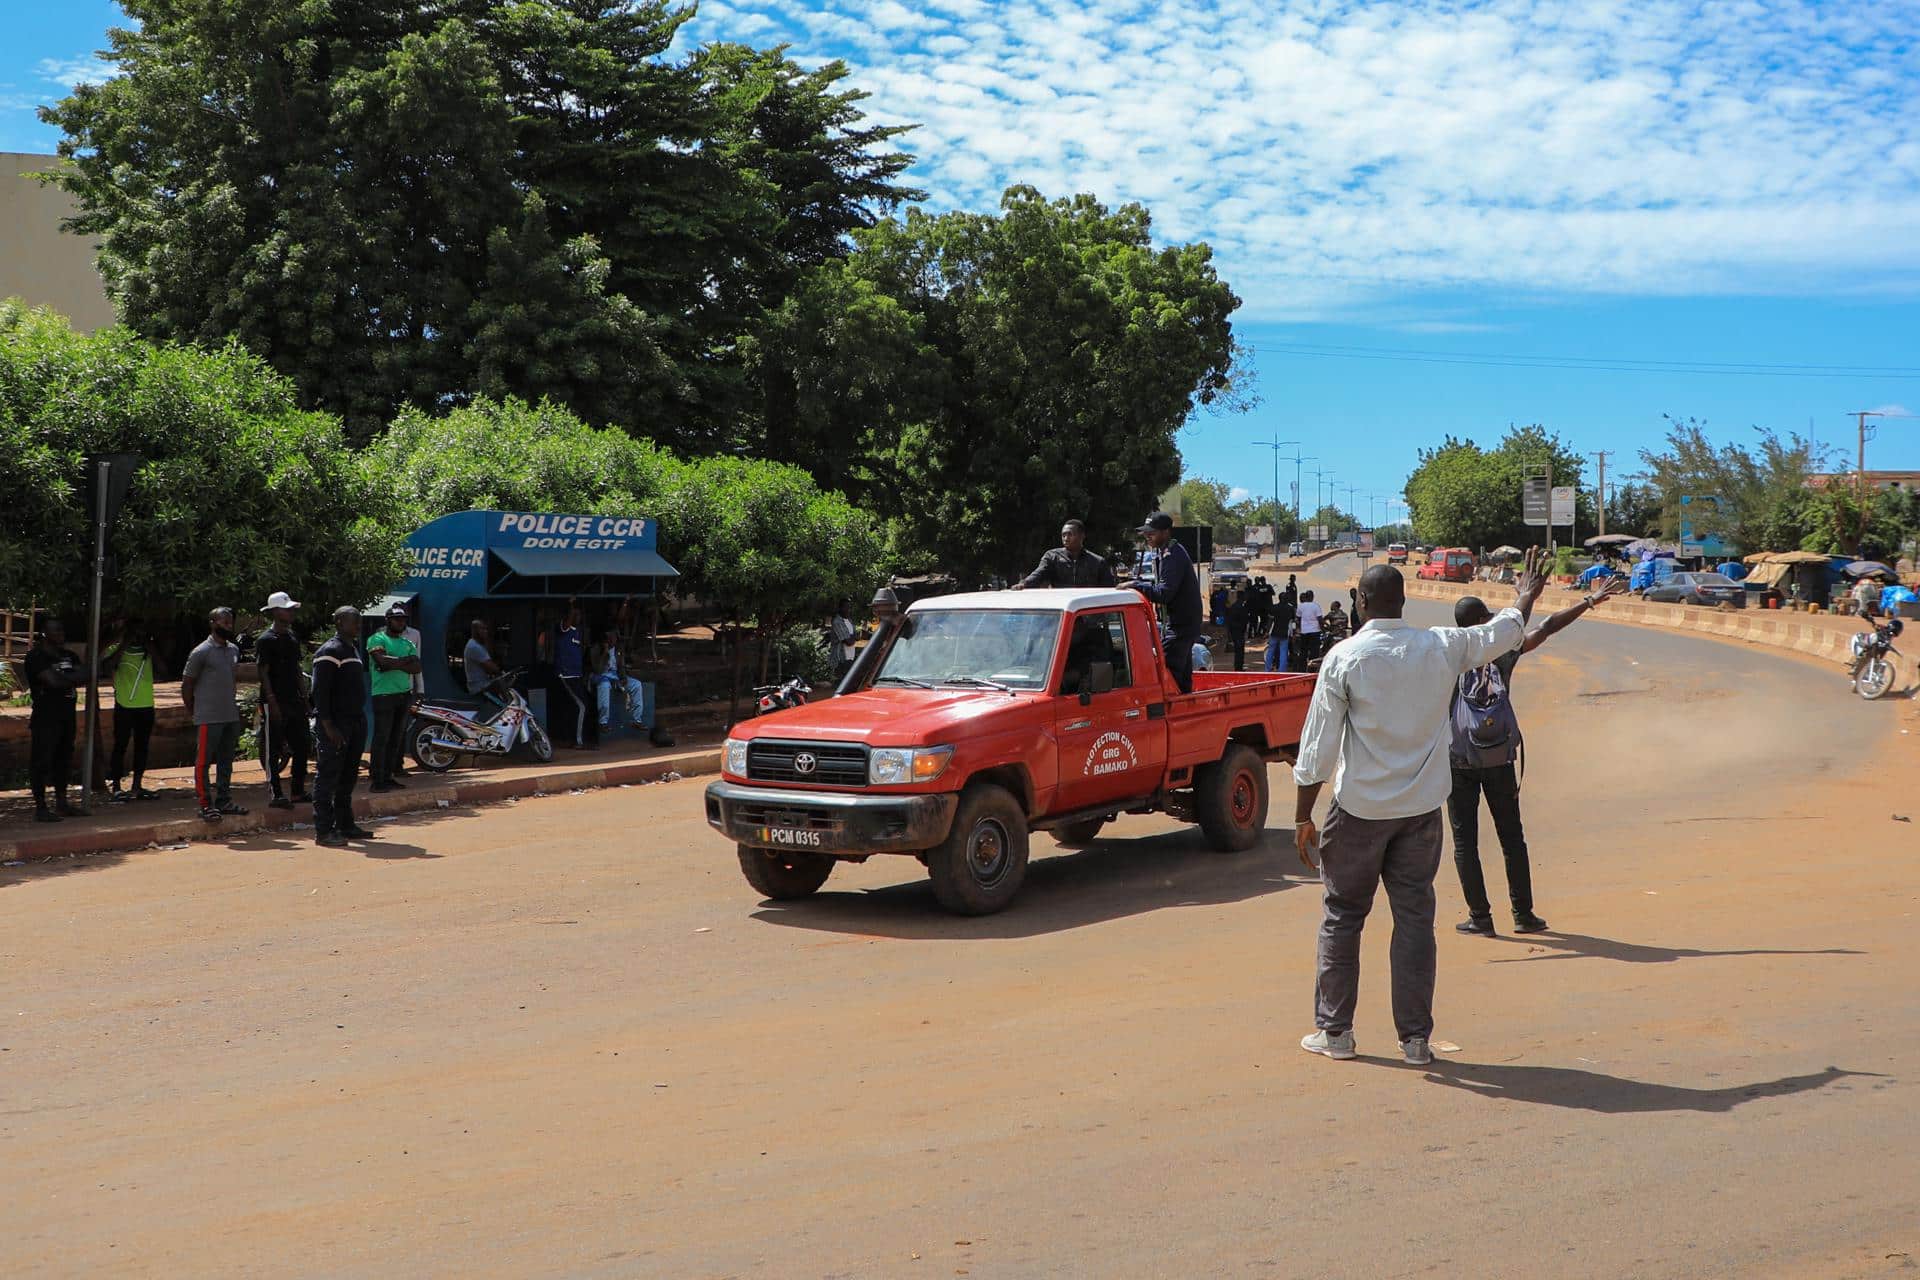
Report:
4,560,1917,1278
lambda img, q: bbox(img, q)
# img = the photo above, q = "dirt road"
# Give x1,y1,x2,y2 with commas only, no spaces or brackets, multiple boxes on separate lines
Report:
4,567,1917,1278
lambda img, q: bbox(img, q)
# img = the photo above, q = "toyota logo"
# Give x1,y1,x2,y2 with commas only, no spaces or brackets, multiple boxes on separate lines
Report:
793,752,818,776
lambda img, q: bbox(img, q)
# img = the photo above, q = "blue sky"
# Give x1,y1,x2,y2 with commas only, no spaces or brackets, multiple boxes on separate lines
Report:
8,0,1920,521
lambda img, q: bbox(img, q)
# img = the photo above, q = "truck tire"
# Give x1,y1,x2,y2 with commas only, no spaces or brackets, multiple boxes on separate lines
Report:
927,784,1030,915
737,844,834,900
1052,817,1108,848
1194,743,1269,852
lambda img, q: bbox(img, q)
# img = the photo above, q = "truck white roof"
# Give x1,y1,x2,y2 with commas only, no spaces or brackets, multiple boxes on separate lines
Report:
905,588,1142,613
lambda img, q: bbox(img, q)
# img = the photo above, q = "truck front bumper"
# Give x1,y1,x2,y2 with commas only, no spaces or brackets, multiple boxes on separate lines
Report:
705,781,958,855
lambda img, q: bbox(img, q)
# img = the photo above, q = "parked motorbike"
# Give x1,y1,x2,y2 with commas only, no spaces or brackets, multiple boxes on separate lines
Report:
1849,618,1903,701
753,677,811,716
408,669,554,771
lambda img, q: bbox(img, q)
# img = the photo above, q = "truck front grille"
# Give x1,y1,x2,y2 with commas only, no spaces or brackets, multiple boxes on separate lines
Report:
746,740,869,786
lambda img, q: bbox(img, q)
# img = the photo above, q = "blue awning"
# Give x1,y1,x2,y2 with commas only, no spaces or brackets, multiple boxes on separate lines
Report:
491,544,679,579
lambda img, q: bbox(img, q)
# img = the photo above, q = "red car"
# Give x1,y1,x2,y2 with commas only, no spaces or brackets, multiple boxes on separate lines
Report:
706,589,1315,915
1417,547,1476,583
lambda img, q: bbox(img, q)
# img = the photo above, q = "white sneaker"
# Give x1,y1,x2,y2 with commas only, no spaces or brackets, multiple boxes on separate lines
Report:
1401,1037,1432,1066
1301,1029,1356,1060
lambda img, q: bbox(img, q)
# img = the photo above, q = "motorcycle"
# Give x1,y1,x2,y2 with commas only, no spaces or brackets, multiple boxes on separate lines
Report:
408,669,554,771
753,676,811,716
1849,618,1903,701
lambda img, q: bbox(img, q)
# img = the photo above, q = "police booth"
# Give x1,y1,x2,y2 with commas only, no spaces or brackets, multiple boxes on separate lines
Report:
383,510,679,732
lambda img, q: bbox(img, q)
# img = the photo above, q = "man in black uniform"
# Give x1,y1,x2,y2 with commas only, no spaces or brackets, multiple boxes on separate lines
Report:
256,590,311,809
310,605,374,847
1017,519,1118,590
1132,512,1204,694
25,619,81,822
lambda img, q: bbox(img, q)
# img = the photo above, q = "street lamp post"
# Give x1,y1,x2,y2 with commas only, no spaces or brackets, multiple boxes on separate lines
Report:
1251,436,1299,555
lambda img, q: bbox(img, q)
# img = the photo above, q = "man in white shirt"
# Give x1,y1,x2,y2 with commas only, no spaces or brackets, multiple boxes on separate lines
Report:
1294,590,1325,668
1292,548,1547,1066
830,603,859,683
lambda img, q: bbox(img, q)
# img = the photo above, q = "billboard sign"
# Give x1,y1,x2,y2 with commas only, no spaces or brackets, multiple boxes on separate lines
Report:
1522,475,1550,526
1550,486,1575,527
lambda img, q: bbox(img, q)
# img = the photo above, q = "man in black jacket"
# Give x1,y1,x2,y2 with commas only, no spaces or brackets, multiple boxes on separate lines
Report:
310,606,374,847
1018,520,1118,590
1133,512,1204,693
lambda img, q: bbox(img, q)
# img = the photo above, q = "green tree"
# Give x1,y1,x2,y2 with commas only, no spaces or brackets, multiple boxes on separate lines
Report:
1636,416,1829,554
767,187,1243,580
1404,425,1588,550
0,300,404,623
42,1,919,446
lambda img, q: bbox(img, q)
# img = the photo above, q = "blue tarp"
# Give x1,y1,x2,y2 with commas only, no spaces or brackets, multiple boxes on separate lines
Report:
1576,563,1617,585
1716,562,1748,580
1883,585,1918,611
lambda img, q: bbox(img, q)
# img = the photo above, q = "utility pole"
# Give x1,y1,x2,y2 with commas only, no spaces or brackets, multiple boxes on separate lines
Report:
1591,450,1612,536
1250,436,1299,552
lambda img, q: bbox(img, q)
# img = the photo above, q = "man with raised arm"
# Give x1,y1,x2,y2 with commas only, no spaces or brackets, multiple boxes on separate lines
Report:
1291,548,1548,1067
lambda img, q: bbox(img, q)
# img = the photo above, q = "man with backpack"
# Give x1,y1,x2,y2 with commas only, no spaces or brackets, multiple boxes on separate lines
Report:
1448,575,1626,936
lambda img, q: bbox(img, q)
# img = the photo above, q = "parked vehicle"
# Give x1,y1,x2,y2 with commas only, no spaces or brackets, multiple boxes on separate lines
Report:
409,670,553,772
1387,542,1409,565
705,588,1315,915
754,677,812,716
1288,541,1305,558
1417,548,1476,583
1645,571,1746,609
1850,618,1903,700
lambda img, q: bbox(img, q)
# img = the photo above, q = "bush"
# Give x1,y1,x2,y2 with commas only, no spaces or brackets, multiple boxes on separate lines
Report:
0,301,407,622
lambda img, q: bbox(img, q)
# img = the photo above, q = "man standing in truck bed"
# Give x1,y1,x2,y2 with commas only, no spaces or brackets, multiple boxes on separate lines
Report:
1018,519,1118,590
1132,512,1204,694
1291,549,1546,1067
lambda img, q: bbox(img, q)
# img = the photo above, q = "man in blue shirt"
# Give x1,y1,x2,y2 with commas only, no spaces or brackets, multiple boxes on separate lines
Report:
1132,512,1204,694
549,603,593,749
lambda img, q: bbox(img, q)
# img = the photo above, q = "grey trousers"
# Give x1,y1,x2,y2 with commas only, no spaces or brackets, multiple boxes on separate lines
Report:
1314,804,1446,1042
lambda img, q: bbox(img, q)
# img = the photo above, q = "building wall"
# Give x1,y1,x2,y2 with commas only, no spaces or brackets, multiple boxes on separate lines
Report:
1807,471,1920,493
0,152,115,332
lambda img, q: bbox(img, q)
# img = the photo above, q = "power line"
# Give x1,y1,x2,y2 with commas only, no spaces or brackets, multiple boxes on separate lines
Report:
1245,342,1920,379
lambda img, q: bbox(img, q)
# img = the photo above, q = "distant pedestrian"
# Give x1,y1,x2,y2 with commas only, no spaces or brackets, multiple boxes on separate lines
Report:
1266,590,1296,672
593,626,665,742
1294,591,1325,668
1018,520,1118,590
102,615,164,802
545,603,593,749
1322,600,1350,645
1292,551,1547,1066
1448,575,1625,937
1282,575,1299,608
181,606,247,822
464,619,505,702
829,603,859,684
1854,576,1880,618
398,605,425,777
365,604,422,791
1226,590,1250,671
1192,635,1214,671
311,606,373,847
255,592,311,809
1133,512,1204,694
25,619,82,822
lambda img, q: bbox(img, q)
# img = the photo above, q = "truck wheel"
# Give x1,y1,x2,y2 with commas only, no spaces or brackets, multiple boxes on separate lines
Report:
927,785,1029,915
737,845,834,900
1052,817,1108,848
1194,743,1269,852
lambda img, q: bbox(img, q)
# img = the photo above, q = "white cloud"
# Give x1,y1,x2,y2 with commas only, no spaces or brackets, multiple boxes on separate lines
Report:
1228,486,1251,502
37,56,116,88
681,0,1920,316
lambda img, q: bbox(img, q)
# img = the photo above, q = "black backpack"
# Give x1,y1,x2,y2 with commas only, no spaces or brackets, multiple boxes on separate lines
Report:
1450,661,1521,769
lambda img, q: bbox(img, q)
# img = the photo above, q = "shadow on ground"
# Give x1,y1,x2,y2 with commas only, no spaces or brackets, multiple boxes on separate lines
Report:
1485,930,1864,965
1421,1061,1881,1114
751,827,1309,940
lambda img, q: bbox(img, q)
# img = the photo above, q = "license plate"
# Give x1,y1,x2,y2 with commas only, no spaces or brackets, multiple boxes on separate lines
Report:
760,826,823,848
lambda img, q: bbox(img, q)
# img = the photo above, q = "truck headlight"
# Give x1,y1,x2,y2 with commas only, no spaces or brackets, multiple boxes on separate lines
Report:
869,746,954,786
724,738,749,777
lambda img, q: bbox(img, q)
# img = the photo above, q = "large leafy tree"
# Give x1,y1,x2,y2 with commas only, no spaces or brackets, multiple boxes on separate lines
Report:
1403,425,1589,551
1636,416,1830,554
41,1,918,446
0,301,405,629
764,187,1243,580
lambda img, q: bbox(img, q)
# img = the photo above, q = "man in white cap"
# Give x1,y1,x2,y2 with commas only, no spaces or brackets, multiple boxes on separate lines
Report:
255,591,311,808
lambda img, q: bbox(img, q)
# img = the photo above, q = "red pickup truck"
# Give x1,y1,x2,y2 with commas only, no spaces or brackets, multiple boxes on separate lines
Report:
705,589,1315,915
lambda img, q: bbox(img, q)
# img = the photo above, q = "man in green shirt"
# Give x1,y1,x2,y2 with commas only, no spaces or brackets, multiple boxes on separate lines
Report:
365,604,421,792
101,615,165,801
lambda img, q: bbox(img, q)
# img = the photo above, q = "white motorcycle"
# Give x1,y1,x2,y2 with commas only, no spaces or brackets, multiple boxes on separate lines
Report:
408,669,554,771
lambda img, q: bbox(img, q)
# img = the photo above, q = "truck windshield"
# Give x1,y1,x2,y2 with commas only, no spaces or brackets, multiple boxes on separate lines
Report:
878,610,1060,691
1211,558,1248,574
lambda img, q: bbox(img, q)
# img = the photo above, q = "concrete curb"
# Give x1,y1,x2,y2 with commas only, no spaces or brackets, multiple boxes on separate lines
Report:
1389,577,1866,668
1,746,721,864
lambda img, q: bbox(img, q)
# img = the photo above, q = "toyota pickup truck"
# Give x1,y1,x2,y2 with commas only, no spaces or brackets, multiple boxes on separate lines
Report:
705,588,1315,915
